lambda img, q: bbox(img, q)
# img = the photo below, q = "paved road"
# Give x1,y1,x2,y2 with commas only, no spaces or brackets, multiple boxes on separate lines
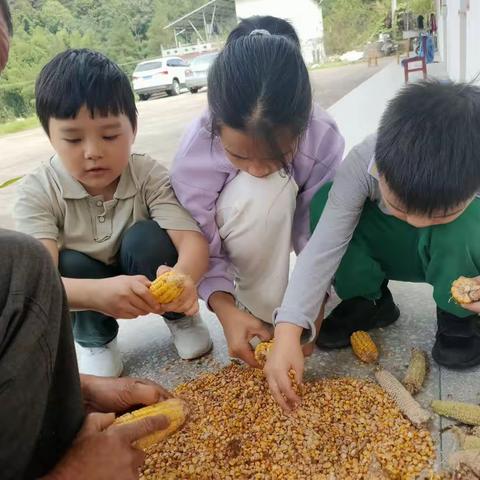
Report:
0,58,391,228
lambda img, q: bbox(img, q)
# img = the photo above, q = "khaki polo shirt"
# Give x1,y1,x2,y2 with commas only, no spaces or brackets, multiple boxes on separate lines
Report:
14,153,200,265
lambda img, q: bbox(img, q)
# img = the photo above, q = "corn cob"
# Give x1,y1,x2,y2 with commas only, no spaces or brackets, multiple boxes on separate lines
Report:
448,449,480,476
114,398,188,449
350,331,379,364
375,369,431,426
403,348,429,395
254,341,274,366
149,271,186,303
431,400,480,426
464,436,480,450
451,276,480,304
472,426,480,437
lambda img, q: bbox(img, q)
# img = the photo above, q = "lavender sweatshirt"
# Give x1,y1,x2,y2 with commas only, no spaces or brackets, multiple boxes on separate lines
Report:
170,105,345,305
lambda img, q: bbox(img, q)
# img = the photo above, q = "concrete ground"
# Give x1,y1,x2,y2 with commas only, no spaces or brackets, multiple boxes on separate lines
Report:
1,56,478,471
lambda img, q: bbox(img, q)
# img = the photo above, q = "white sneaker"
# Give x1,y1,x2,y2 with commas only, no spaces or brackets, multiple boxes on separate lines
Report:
75,337,123,377
164,313,212,360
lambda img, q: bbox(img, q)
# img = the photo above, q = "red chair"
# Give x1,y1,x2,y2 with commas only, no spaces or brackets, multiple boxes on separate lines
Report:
401,36,427,83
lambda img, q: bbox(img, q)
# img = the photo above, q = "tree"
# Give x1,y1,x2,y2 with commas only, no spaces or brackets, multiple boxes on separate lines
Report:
321,0,390,55
1,0,221,123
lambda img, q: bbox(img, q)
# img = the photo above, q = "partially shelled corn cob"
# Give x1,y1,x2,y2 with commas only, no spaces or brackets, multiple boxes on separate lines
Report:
149,271,186,303
114,398,188,449
254,340,273,366
350,331,379,364
451,276,480,304
403,348,429,395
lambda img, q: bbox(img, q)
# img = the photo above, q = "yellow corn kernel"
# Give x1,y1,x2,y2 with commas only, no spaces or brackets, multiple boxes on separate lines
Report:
114,398,188,449
350,331,379,364
149,271,186,304
431,400,480,426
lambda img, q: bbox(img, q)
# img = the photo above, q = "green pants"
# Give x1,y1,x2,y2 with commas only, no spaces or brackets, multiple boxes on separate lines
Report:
310,183,480,318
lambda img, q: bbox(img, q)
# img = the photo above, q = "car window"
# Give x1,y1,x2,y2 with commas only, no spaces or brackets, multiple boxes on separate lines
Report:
134,61,162,72
190,54,217,68
167,59,181,67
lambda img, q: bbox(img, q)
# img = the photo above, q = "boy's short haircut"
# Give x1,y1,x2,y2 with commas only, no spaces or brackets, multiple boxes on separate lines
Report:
35,49,137,135
375,80,480,215
0,0,12,35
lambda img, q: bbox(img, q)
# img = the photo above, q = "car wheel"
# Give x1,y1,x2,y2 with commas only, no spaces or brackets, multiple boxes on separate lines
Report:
138,93,150,101
190,88,199,94
167,79,180,96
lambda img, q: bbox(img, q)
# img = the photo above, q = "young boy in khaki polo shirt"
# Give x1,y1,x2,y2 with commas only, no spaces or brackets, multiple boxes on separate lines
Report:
14,49,212,377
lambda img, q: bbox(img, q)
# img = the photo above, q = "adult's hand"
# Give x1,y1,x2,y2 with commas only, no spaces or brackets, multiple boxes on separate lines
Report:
44,412,169,480
81,375,171,414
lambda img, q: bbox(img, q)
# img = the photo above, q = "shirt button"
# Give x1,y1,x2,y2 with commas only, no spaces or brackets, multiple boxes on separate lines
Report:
96,200,103,207
99,216,105,223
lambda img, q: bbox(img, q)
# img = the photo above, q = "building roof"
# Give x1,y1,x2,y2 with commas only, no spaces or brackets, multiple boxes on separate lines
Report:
163,0,236,44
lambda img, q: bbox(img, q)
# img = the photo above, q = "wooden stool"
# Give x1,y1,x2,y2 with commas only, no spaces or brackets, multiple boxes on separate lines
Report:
366,43,379,67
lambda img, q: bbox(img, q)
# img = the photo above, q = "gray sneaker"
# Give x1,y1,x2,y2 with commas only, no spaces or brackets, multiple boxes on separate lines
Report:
164,313,212,360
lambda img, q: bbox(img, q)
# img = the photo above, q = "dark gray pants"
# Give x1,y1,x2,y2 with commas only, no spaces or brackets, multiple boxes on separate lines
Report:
0,229,84,479
59,220,182,347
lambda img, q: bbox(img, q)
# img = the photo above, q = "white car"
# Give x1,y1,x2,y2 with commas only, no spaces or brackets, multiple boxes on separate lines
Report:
185,53,218,93
132,57,189,100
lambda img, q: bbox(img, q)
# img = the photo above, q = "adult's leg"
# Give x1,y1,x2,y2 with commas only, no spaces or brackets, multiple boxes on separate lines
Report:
0,230,84,479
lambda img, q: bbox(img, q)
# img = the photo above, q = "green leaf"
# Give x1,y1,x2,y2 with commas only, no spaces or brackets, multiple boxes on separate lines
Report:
0,176,23,189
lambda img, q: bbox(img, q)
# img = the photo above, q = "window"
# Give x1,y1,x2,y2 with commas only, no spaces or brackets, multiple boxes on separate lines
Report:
134,61,162,72
167,58,182,67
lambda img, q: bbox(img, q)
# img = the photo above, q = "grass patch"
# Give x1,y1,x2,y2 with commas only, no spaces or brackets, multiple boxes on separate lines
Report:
0,116,39,136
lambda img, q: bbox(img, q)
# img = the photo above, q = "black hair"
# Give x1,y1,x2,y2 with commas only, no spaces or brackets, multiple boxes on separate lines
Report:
0,0,12,36
376,80,480,215
226,15,301,48
35,49,137,135
208,16,311,169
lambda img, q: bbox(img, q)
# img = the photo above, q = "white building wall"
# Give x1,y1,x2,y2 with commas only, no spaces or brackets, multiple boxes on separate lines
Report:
465,0,480,81
436,0,480,82
235,0,325,64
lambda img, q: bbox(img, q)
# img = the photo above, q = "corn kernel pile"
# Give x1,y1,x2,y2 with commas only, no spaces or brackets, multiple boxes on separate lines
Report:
141,365,435,479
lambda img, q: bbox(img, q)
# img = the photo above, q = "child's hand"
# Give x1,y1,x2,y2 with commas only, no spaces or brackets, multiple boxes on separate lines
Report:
155,266,199,316
93,275,163,319
221,307,273,368
264,323,304,412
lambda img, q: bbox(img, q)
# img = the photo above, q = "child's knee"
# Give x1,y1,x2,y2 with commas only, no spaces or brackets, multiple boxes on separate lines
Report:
120,221,178,273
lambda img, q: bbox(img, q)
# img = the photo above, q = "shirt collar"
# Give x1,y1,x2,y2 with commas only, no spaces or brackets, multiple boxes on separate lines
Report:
51,155,138,200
